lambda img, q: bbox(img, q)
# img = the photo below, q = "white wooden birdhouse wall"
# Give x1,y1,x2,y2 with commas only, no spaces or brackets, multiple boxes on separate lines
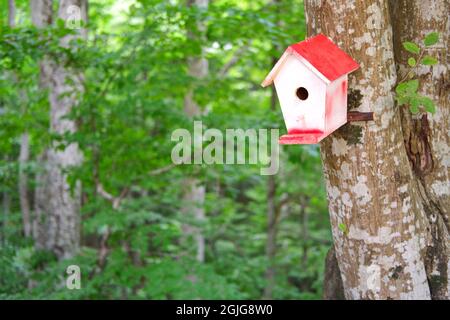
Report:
262,34,360,144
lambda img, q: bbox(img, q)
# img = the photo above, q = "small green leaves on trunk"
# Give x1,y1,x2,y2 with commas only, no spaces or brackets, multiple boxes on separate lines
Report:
395,32,440,115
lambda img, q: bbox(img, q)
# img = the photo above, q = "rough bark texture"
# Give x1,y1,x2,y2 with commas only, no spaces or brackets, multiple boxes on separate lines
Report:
305,0,432,299
182,0,208,263
389,0,450,299
32,0,86,259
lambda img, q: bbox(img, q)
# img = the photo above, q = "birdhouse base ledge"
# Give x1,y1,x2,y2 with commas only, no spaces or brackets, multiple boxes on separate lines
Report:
279,133,324,145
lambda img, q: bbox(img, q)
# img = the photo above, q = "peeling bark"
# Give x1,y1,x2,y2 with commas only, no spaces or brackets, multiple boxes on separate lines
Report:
389,0,450,299
32,0,86,259
305,0,431,299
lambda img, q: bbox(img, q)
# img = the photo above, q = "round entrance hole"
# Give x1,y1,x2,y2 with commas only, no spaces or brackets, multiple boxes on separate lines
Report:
296,87,309,101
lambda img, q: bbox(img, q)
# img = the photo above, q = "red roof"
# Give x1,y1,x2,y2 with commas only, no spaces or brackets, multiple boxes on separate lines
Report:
261,34,359,86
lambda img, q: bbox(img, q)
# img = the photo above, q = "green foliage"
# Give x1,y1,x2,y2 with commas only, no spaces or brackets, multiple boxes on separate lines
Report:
395,32,440,115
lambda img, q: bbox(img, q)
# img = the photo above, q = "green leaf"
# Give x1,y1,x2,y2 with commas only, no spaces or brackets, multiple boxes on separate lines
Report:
424,32,439,46
338,223,348,235
402,41,420,54
407,57,416,67
422,55,438,65
395,95,409,106
419,96,436,114
409,98,420,114
56,18,66,30
397,79,419,95
409,104,419,114
407,79,419,93
396,82,409,94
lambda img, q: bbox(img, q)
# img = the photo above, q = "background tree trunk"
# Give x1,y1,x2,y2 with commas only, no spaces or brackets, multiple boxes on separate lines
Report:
389,0,450,299
8,0,33,238
8,0,16,27
2,0,17,243
182,0,208,263
304,0,432,299
19,131,31,237
263,171,277,299
32,0,87,259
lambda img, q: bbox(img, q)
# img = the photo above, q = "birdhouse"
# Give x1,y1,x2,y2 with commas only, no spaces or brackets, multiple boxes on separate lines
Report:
262,34,360,144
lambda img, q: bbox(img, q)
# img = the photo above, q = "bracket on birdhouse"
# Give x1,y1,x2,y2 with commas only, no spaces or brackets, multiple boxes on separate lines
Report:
347,111,375,122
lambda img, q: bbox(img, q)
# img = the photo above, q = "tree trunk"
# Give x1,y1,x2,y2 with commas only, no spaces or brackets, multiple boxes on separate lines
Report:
8,0,16,27
8,0,33,238
2,0,16,243
182,0,208,263
19,132,31,237
32,0,87,259
263,173,277,299
389,0,450,299
2,156,10,244
305,0,433,299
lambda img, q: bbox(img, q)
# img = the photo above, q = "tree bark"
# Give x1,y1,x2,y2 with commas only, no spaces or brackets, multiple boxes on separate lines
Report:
305,0,432,299
182,0,208,263
32,0,87,259
389,0,450,299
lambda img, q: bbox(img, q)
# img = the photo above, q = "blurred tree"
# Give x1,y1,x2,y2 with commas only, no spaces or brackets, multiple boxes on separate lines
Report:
32,0,87,259
182,0,208,264
0,0,331,300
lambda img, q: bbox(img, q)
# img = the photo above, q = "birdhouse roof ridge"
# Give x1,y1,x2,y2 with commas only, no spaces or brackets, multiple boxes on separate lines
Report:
261,34,359,87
